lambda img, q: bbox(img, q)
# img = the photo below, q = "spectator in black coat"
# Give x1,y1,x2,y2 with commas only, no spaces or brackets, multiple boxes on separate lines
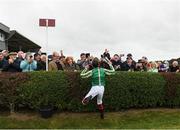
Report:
15,51,24,72
2,52,20,72
39,55,46,70
122,57,136,71
103,49,111,60
77,53,86,70
126,53,136,66
111,54,123,71
34,53,45,71
169,61,179,72
135,59,146,72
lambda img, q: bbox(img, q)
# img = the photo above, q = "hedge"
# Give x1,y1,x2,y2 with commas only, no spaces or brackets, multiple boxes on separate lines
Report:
0,71,180,112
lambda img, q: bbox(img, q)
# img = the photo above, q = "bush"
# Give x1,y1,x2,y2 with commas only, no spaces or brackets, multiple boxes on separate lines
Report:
0,71,180,112
104,72,166,110
18,71,69,110
0,72,28,112
161,73,180,107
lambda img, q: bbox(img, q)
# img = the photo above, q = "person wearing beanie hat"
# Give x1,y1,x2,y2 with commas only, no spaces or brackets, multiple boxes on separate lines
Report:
80,57,115,119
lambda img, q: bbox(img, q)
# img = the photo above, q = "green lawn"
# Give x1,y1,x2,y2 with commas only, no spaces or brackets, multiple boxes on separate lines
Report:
1,109,180,129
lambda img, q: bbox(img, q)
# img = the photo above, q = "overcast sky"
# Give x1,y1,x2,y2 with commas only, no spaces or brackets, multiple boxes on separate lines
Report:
0,0,179,61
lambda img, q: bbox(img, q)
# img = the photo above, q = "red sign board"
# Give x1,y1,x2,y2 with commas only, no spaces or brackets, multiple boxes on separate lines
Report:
48,19,55,27
39,19,55,27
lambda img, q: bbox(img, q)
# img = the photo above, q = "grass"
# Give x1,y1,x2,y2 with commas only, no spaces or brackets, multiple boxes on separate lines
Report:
1,108,180,129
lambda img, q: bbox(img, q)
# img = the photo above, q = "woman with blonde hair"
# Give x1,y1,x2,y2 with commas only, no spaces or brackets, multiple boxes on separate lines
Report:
64,56,79,71
148,61,158,73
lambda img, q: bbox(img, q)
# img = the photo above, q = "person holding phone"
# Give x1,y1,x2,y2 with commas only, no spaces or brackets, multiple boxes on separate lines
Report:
20,52,37,72
2,52,20,72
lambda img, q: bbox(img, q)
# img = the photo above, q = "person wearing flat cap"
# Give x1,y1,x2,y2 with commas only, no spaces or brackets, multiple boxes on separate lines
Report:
2,52,20,72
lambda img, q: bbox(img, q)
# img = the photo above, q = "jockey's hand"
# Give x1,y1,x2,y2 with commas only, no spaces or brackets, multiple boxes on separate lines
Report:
108,61,112,65
104,57,112,65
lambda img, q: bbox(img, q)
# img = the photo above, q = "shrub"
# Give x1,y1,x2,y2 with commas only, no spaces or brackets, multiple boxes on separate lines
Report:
0,72,28,112
18,71,69,110
0,71,180,112
18,71,167,112
161,73,180,107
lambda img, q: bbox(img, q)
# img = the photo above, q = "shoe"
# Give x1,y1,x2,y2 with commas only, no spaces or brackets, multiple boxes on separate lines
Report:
82,96,92,105
100,111,104,119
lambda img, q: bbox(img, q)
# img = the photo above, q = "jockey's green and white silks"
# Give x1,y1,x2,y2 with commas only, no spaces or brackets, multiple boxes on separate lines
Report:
80,64,115,86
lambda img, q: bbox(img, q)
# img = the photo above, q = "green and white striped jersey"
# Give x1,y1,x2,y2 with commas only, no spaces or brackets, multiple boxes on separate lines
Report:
80,64,115,86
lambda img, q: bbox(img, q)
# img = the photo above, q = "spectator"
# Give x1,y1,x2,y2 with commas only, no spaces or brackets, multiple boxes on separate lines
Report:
2,52,20,72
163,60,169,72
48,52,64,71
60,55,66,63
84,54,94,69
157,61,169,72
2,50,9,60
48,55,53,61
0,52,6,71
141,56,148,71
34,53,41,61
77,53,86,70
111,54,123,71
59,50,66,61
36,49,42,55
16,51,24,63
148,62,158,72
135,59,146,72
103,49,111,60
15,51,24,72
39,55,46,70
64,56,79,71
87,56,94,70
126,53,136,66
20,52,37,72
34,53,45,71
122,57,136,71
157,61,166,72
169,61,179,72
60,50,65,57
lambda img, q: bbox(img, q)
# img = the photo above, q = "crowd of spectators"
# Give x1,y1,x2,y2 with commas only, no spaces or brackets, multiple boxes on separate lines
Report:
0,49,179,73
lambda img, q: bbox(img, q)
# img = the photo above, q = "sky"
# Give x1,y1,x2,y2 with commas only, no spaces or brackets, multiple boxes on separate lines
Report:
0,0,179,61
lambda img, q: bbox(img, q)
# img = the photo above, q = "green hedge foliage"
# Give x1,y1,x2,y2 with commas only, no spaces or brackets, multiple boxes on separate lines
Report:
0,71,180,112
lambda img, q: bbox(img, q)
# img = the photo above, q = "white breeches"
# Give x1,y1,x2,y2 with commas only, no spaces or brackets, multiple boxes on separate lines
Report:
84,85,104,105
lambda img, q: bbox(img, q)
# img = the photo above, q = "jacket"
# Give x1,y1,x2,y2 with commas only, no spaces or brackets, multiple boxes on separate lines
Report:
20,60,37,72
